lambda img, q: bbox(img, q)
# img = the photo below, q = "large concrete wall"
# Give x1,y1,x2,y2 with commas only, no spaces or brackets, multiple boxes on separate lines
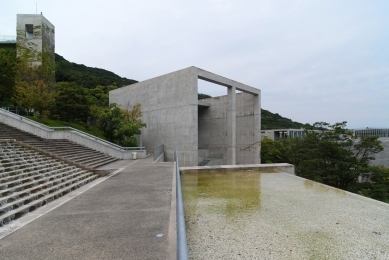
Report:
198,93,260,164
110,67,199,166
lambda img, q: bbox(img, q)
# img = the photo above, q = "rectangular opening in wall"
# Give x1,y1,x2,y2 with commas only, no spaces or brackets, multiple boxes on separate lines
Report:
197,79,238,166
25,24,34,39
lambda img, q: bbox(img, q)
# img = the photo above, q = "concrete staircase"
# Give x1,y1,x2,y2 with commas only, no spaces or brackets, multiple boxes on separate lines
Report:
0,140,99,226
0,122,118,169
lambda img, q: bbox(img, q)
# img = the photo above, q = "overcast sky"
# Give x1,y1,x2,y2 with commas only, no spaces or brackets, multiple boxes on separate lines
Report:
2,0,388,129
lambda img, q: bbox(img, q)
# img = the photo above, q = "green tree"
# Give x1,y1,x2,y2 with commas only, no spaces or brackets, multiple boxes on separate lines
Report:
355,165,389,202
54,82,89,124
98,103,146,146
281,122,383,190
0,47,18,106
198,93,212,100
14,58,56,118
14,27,56,118
260,136,285,163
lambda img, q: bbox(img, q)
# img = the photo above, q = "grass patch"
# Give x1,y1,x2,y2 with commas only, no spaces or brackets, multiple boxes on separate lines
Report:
25,116,107,140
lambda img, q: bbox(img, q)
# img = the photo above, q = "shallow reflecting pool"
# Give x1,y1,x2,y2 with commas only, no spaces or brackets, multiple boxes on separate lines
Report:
182,171,389,260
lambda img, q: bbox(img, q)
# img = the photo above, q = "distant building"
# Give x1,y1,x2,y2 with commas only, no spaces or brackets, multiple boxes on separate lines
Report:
353,128,389,138
261,129,310,141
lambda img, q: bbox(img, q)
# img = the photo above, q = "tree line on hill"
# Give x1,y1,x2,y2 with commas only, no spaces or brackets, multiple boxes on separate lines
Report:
261,121,389,203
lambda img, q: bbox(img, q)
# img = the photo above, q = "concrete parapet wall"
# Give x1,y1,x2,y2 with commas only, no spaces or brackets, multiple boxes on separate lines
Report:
0,109,145,159
180,163,295,175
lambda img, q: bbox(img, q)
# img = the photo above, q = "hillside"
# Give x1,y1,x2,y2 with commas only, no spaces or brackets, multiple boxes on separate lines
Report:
261,109,307,130
55,54,137,88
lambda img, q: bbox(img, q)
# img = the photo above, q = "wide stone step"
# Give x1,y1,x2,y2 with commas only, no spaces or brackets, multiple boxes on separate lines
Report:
1,161,59,176
0,170,95,215
0,174,98,226
86,157,119,169
49,147,95,155
0,164,66,190
0,169,89,206
72,153,108,162
61,150,102,159
0,166,77,197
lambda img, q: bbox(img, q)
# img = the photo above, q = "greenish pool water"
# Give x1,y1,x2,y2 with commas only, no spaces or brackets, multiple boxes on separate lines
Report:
182,171,389,260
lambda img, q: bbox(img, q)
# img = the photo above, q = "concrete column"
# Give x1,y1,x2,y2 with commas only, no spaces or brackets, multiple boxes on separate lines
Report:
227,85,236,165
253,93,261,164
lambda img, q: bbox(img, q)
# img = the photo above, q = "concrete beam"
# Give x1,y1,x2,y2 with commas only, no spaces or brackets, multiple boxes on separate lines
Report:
197,67,260,95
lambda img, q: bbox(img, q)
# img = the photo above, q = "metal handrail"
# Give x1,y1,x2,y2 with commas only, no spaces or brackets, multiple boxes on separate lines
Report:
0,108,145,151
153,144,164,161
175,149,189,260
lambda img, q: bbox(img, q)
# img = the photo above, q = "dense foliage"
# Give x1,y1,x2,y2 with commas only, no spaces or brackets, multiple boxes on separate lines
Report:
54,82,90,123
13,32,56,119
99,103,146,146
0,47,17,106
261,108,307,130
198,93,212,99
55,54,137,88
261,122,388,202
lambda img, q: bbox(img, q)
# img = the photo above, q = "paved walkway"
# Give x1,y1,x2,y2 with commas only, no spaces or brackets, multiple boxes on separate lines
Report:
0,156,176,260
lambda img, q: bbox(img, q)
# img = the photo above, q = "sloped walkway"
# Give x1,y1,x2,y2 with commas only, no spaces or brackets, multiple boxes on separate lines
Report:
0,156,175,260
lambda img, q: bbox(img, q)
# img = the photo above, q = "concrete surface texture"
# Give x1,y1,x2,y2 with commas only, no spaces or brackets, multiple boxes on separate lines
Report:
110,66,261,166
0,157,175,260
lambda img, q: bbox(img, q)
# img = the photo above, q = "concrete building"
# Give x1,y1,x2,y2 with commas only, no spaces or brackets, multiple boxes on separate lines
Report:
261,129,308,141
16,14,55,66
109,66,261,167
354,128,389,138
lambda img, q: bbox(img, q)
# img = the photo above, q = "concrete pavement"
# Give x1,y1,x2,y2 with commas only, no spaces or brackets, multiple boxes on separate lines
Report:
0,156,176,260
